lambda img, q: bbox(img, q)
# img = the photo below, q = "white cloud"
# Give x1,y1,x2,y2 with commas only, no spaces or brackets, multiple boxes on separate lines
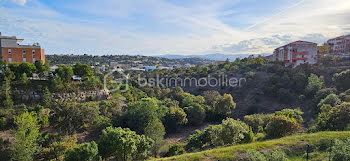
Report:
11,0,27,6
0,0,349,55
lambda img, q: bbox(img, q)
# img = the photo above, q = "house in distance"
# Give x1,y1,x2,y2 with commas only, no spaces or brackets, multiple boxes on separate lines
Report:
272,41,318,67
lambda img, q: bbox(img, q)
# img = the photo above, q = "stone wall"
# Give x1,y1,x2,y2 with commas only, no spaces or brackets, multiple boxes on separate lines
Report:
15,90,110,103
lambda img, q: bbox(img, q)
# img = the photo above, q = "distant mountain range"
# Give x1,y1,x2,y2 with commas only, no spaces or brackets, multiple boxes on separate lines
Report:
157,53,271,61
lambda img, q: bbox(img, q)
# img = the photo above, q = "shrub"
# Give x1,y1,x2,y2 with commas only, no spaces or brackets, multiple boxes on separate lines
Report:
246,149,266,161
165,143,185,157
213,94,236,118
12,112,40,161
245,150,289,161
333,69,350,90
50,101,100,134
218,118,251,145
244,114,272,133
316,102,350,131
314,88,337,104
98,127,154,161
41,136,78,161
0,117,6,130
274,108,304,124
64,142,99,161
332,138,350,161
265,116,300,138
184,104,206,126
317,93,340,108
163,107,187,132
124,98,159,133
305,74,325,97
263,150,289,161
186,118,251,150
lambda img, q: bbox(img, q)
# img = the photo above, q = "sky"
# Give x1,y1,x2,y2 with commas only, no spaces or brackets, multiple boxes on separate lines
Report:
0,0,350,56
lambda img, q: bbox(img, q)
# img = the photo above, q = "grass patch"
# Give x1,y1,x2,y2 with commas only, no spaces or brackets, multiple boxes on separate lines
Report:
151,131,350,161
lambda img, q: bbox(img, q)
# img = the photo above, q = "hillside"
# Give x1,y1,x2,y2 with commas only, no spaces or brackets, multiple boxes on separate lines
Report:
46,54,214,66
153,131,350,161
157,53,271,61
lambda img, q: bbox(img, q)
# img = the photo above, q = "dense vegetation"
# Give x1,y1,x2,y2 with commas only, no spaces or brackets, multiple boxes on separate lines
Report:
0,55,350,161
46,54,214,67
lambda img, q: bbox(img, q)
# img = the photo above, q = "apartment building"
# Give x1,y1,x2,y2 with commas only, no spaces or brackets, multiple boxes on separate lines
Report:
273,41,318,67
0,33,45,64
327,35,350,56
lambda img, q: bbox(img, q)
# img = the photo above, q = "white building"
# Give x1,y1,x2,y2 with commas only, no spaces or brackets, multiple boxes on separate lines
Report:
273,41,318,67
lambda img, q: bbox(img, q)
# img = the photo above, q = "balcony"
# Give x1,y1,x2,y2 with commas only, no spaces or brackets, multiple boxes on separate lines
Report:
292,57,307,61
292,52,308,55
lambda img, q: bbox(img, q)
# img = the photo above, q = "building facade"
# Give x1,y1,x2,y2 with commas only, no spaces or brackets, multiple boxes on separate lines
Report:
327,35,350,56
273,41,318,67
0,33,45,64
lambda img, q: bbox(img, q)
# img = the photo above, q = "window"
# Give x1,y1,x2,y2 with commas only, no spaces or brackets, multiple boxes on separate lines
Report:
33,58,36,62
23,58,26,62
8,49,12,54
8,58,12,63
32,50,35,55
22,50,26,54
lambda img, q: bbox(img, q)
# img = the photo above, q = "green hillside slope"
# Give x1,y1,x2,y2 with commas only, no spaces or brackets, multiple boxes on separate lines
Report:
152,131,350,161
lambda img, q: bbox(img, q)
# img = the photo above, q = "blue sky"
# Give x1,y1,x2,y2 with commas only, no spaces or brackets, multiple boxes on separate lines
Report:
0,0,349,55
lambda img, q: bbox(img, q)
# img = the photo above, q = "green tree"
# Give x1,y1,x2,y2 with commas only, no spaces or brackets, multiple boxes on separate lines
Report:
186,118,251,150
274,108,304,124
317,93,341,108
333,69,350,90
165,143,185,157
20,73,29,86
184,103,206,126
314,88,337,104
12,112,40,161
124,98,159,133
98,127,154,161
8,62,20,79
318,43,329,55
244,114,272,133
305,74,325,97
144,118,165,156
265,116,300,138
213,94,236,118
18,62,36,77
1,77,13,108
64,141,99,161
49,76,64,92
50,102,100,134
316,102,350,131
163,107,187,132
3,67,15,81
41,87,52,107
73,62,93,78
41,136,78,161
35,60,47,79
203,90,221,106
55,65,74,83
332,138,350,161
218,118,251,146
